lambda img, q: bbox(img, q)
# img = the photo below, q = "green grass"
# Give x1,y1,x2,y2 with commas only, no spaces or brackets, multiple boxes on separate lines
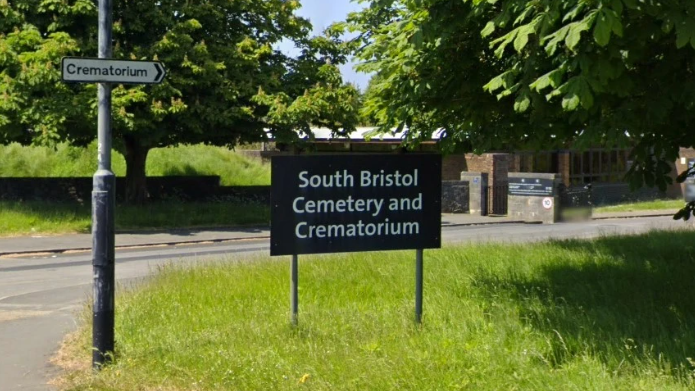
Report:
594,199,685,214
0,143,271,235
147,144,270,186
0,142,270,186
57,230,695,390
0,201,269,236
0,142,125,178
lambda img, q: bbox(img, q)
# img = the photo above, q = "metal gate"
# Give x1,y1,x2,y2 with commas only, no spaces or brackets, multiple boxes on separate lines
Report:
485,182,509,216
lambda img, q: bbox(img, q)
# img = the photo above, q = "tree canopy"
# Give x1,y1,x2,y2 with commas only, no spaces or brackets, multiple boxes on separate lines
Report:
1,0,360,202
344,0,695,192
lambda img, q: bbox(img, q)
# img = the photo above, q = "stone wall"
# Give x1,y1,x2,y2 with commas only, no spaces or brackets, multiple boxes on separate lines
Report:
0,177,94,203
460,172,487,215
0,176,270,203
507,173,562,224
441,180,469,213
2,175,470,216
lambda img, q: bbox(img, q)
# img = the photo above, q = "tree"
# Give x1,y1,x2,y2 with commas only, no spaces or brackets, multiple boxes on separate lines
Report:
357,74,383,126
254,34,361,146
343,0,695,197
1,0,359,203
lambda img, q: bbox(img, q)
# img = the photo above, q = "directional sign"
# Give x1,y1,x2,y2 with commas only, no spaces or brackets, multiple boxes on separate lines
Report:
509,177,555,197
61,57,166,84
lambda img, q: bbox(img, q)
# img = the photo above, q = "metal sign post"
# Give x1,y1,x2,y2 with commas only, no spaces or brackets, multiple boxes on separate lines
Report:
92,0,115,369
55,0,167,369
291,255,299,326
415,249,423,324
269,154,442,326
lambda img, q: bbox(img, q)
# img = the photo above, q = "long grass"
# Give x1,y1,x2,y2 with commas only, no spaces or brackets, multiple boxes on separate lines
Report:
56,230,695,390
593,199,685,213
0,201,269,236
0,142,270,186
0,143,271,235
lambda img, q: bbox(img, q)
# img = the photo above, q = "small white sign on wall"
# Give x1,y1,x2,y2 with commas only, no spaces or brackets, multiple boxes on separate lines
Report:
542,197,554,210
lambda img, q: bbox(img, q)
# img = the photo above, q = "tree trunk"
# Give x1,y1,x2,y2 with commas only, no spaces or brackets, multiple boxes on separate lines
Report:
123,135,150,205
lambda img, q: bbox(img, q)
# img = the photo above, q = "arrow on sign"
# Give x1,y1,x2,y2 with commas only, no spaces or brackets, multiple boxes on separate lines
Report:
61,57,167,84
153,63,164,83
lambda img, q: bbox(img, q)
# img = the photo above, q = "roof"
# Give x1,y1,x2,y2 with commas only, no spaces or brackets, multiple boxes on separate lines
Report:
305,127,444,142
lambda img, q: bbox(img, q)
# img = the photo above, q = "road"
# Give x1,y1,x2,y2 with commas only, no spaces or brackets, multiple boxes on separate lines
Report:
0,216,691,390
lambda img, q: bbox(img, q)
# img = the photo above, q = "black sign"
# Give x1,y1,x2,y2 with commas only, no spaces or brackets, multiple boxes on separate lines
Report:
271,154,442,256
508,177,555,196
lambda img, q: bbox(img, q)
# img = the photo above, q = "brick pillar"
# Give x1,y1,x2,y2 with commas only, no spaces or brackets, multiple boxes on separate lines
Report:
490,153,510,184
490,154,511,215
558,151,571,186
509,154,521,173
442,155,468,180
464,153,493,175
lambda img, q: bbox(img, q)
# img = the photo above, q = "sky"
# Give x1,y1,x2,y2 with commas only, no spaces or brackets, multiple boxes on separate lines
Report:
276,0,369,90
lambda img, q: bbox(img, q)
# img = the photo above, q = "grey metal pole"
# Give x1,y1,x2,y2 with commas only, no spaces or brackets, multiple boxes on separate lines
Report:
92,0,116,369
291,254,298,326
415,249,423,324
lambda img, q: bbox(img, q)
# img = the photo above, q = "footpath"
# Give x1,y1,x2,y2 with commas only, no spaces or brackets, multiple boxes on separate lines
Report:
0,209,679,257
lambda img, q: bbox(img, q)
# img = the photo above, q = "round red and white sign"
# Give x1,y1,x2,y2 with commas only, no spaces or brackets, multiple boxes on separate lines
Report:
542,197,553,209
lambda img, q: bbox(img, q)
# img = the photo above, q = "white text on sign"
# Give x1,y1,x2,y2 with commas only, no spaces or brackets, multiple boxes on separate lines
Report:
298,169,419,188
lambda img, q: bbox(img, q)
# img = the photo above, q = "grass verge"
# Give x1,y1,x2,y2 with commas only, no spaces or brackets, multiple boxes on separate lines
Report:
55,230,695,390
0,201,269,236
594,199,685,214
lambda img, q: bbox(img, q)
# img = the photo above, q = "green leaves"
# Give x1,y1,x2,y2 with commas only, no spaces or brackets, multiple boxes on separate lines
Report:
593,8,623,47
675,16,695,49
538,74,594,111
513,89,531,113
483,1,634,117
1,0,358,159
565,12,596,52
490,13,543,56
347,0,695,196
513,24,532,53
559,78,589,110
535,9,597,55
255,58,360,141
483,69,518,94
543,24,570,56
530,67,566,92
481,21,495,37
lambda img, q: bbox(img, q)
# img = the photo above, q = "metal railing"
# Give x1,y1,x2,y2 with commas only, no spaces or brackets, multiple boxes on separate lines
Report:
485,183,509,216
